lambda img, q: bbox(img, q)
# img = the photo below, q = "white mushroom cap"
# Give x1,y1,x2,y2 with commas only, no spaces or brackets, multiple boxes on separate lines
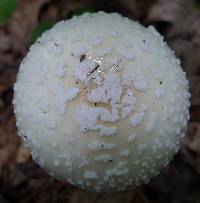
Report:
13,12,190,192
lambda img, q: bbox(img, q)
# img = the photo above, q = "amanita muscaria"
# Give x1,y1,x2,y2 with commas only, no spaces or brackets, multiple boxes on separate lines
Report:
13,12,190,192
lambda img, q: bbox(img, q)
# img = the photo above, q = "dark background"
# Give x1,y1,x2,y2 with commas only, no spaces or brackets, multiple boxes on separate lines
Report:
0,0,200,202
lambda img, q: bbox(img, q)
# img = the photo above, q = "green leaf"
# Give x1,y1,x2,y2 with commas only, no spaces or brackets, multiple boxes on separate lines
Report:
69,8,96,17
31,21,54,43
0,0,16,26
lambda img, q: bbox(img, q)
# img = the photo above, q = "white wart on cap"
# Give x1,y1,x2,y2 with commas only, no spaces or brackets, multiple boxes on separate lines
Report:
13,12,190,192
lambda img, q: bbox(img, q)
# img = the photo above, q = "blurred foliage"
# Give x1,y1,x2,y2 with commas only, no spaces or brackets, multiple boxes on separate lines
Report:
69,8,96,17
31,8,95,43
0,0,16,26
31,21,54,43
195,0,200,6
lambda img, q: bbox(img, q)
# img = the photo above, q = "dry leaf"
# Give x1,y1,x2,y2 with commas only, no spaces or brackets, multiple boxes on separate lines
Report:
148,0,193,23
182,123,200,175
9,0,51,54
15,145,30,164
0,31,11,53
184,122,200,154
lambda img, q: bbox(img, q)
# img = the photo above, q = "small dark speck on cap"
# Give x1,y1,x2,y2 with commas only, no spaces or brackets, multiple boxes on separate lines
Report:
80,54,86,62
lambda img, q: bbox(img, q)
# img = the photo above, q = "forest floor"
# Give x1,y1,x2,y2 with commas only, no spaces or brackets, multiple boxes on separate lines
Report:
0,0,200,202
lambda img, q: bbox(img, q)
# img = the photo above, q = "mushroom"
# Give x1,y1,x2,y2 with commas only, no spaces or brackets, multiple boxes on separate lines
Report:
13,12,190,192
